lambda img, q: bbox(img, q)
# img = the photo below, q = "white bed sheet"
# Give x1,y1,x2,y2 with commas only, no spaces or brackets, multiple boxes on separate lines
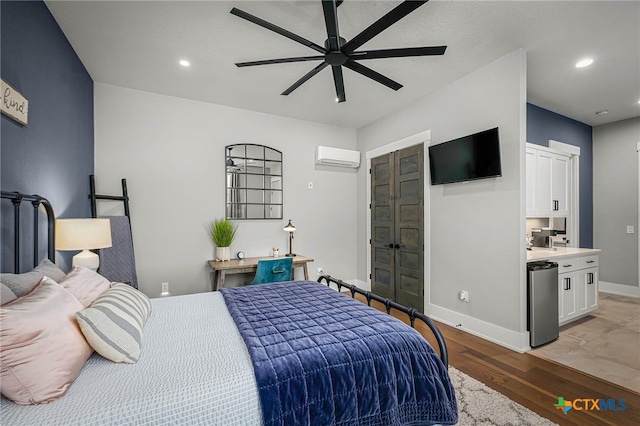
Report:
0,291,262,425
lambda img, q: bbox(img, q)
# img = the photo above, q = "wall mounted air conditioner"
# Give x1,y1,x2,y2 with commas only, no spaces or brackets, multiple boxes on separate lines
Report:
315,146,361,168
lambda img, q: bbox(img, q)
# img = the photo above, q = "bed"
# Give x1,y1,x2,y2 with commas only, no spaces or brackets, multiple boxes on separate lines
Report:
1,191,457,425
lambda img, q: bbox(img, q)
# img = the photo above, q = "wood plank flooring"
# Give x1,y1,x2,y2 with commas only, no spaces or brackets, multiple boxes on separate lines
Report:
358,295,640,426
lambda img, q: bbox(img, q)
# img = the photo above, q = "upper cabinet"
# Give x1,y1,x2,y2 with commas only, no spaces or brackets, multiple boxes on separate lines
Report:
526,144,570,217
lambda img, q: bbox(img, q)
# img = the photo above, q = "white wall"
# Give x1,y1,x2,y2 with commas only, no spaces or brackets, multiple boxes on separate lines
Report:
356,50,528,350
94,84,357,297
593,117,640,295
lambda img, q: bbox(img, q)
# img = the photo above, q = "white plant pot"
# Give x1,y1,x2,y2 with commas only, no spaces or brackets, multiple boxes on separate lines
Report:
216,246,231,261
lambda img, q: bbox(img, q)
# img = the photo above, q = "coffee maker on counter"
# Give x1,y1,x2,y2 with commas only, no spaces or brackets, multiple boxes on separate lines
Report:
531,228,558,249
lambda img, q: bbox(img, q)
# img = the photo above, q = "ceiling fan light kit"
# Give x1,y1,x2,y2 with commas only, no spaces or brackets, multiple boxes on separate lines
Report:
231,0,447,103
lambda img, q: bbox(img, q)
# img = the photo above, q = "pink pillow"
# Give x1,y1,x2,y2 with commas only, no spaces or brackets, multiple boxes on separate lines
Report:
0,279,93,405
57,266,111,308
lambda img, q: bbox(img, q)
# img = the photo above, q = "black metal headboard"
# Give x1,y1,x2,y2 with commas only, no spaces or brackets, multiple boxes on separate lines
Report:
1,191,55,273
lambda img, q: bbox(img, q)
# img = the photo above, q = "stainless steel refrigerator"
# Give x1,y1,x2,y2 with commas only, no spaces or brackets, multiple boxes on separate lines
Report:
528,261,559,347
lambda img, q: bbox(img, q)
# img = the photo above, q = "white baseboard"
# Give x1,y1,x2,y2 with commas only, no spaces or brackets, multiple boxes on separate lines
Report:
427,303,531,353
599,281,640,298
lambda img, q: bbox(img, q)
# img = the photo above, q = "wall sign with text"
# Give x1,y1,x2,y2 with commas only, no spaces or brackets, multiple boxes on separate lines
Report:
1,78,29,126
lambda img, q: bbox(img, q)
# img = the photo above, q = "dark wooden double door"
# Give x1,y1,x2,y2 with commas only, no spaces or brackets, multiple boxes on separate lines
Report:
371,144,424,312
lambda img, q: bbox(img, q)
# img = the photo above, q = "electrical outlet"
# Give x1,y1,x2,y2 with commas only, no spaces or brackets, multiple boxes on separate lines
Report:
459,290,469,302
161,282,169,293
317,267,323,276
308,181,314,190
627,226,635,234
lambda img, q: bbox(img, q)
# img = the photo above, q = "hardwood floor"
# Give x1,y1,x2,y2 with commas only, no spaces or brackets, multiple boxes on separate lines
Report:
360,296,640,426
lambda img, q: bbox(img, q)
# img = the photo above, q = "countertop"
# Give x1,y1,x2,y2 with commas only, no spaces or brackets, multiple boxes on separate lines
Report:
526,247,601,262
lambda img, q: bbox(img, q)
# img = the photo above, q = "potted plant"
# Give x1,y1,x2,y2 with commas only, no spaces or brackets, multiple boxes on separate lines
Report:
208,218,238,261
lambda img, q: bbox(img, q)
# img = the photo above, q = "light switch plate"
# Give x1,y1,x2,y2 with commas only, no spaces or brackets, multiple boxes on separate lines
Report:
627,226,635,234
308,181,314,190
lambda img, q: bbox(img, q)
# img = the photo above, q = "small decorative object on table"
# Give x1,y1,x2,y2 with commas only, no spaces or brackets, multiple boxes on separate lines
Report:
272,246,279,257
208,218,238,262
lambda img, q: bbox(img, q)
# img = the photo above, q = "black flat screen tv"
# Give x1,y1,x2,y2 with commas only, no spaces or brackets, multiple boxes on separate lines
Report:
428,127,502,185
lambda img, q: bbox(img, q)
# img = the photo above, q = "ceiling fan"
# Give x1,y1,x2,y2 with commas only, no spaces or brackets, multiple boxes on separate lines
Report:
230,0,446,103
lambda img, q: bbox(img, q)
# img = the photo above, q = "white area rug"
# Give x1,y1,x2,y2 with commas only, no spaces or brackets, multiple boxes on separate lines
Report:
449,367,558,426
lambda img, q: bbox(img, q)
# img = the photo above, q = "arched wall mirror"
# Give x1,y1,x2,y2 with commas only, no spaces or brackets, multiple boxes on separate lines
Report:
226,144,283,219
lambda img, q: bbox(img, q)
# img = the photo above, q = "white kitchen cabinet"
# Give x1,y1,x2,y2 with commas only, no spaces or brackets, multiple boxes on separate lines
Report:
526,145,570,217
557,255,599,325
559,270,577,322
583,267,598,311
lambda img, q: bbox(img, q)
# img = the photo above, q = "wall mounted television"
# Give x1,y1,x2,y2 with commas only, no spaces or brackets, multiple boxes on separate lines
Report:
428,127,502,185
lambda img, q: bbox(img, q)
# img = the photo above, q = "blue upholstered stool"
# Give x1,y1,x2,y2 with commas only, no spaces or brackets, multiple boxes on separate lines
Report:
251,257,293,285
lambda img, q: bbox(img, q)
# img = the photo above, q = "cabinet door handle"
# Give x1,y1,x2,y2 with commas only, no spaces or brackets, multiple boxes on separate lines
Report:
586,260,595,264
588,273,594,284
388,244,394,248
563,264,572,268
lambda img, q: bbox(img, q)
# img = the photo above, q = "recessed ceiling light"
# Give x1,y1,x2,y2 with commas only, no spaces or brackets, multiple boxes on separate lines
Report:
179,59,190,67
595,110,609,116
575,58,593,68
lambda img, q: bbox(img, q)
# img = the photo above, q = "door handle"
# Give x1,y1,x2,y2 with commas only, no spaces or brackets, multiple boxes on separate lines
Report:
388,243,394,248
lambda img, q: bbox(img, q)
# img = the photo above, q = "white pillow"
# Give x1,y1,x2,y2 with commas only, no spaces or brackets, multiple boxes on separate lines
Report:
76,283,151,363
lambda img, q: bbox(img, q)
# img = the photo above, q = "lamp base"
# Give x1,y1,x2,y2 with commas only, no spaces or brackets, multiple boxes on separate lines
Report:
285,253,296,257
72,250,100,271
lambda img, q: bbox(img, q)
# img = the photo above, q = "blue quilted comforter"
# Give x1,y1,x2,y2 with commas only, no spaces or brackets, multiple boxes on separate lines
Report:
221,281,457,426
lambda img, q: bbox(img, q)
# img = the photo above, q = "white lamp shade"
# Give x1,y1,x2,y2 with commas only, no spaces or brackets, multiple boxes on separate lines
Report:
56,218,112,251
283,219,296,232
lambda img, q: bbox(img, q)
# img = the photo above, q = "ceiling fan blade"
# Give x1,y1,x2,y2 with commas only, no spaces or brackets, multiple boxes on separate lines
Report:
281,62,329,96
236,56,325,67
230,7,326,54
344,61,402,91
331,65,346,103
349,46,447,60
342,1,428,54
322,0,341,51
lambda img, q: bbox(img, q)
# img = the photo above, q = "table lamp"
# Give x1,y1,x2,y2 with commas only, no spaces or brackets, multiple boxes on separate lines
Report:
56,218,112,271
284,219,296,257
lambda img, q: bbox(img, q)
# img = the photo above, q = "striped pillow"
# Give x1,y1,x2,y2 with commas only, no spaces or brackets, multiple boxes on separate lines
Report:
76,283,151,363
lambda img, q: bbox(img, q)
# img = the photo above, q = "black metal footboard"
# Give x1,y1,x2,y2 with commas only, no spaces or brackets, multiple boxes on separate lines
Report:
317,275,449,366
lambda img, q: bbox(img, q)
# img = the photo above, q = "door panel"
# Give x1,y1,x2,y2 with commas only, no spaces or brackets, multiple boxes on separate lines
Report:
395,144,424,312
371,144,424,311
371,153,395,299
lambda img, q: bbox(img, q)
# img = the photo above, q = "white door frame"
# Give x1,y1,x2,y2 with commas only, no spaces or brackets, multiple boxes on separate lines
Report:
365,130,431,298
637,142,640,287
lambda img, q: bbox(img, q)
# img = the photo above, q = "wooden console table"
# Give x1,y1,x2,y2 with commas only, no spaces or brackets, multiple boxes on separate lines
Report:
208,255,314,291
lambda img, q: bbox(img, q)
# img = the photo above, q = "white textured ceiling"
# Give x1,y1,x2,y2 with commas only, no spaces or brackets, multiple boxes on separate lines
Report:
45,0,640,129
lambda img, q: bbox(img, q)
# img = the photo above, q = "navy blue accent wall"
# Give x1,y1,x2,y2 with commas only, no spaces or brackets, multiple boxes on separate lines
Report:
1,1,94,272
527,103,593,248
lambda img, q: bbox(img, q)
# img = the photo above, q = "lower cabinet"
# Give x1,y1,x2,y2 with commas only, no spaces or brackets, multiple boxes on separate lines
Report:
558,271,577,323
558,255,599,325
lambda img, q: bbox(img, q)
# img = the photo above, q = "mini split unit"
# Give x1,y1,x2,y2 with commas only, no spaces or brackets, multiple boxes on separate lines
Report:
315,146,361,168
